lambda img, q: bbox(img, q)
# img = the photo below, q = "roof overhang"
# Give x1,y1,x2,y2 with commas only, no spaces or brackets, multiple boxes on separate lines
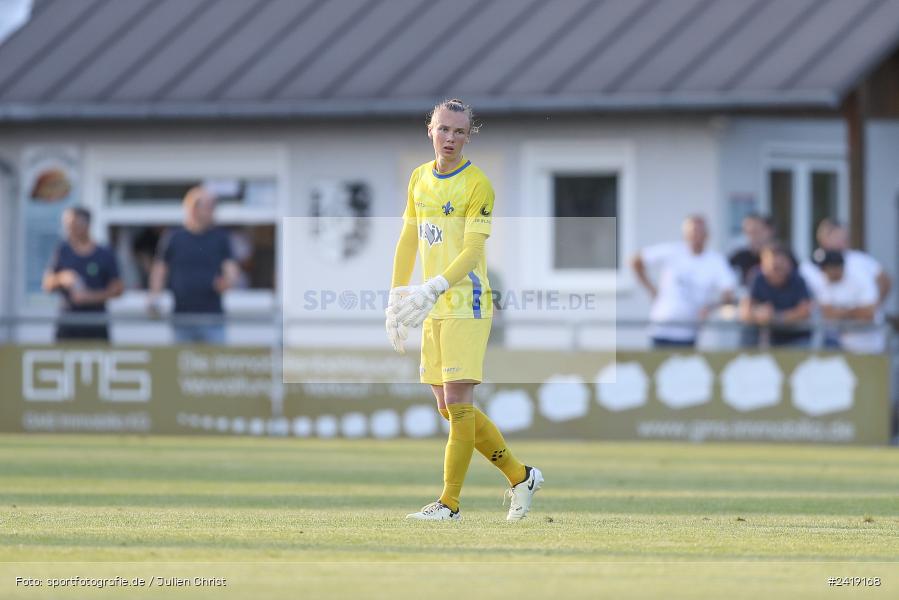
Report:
0,90,843,122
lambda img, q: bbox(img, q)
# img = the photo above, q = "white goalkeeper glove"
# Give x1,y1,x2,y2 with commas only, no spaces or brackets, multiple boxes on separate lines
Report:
393,275,449,328
385,287,410,354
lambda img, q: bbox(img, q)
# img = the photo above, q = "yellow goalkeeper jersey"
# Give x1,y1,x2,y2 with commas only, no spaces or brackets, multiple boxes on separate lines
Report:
403,157,493,319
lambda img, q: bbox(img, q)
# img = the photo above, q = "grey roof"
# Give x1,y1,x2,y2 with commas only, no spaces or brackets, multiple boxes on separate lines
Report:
1,0,899,120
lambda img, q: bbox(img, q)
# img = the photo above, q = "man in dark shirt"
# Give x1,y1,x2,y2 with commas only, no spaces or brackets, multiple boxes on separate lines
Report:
148,187,238,344
739,243,812,347
729,214,774,286
42,207,124,341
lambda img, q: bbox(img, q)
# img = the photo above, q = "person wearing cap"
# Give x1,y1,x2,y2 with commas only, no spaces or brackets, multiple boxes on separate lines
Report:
814,250,884,353
799,219,891,304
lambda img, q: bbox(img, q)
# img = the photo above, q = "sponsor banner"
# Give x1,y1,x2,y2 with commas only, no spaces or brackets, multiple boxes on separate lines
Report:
0,346,890,444
1,345,274,435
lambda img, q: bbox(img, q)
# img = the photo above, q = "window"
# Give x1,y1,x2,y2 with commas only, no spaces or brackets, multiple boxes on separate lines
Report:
810,170,838,250
768,169,793,247
521,141,635,291
82,143,287,307
108,224,276,291
107,179,276,207
764,148,847,258
552,175,617,270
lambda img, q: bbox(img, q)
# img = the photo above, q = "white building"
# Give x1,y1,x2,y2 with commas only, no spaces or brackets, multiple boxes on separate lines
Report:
1,0,898,349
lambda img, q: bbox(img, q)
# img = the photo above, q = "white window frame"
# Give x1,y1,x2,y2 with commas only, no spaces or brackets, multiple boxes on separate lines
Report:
520,140,635,292
0,161,14,319
761,143,849,257
83,143,289,310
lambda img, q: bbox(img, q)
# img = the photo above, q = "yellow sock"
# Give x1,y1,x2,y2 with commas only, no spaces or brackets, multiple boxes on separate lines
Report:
438,404,475,512
438,406,527,487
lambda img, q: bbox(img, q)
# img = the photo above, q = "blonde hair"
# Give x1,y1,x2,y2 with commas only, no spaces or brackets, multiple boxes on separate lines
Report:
427,98,480,134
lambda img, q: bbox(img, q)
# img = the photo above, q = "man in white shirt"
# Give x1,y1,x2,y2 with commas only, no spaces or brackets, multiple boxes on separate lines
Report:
631,215,737,348
799,219,891,303
815,250,884,354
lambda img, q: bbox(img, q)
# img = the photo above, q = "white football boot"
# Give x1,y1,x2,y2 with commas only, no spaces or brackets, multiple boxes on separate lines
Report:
505,466,544,521
406,500,462,521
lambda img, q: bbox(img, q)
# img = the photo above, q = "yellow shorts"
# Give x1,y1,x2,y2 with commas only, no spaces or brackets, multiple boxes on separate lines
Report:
420,318,492,385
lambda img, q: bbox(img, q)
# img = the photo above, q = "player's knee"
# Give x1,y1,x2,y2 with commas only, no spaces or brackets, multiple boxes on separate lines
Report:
443,381,475,405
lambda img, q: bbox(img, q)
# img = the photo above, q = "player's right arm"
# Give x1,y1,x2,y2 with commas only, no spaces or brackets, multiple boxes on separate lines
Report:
386,174,419,353
391,173,419,288
391,218,417,289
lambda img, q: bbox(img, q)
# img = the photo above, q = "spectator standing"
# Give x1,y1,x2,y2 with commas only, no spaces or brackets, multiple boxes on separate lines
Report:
814,250,884,354
800,219,891,304
738,244,812,347
42,207,123,341
148,187,239,344
631,215,736,348
729,214,774,286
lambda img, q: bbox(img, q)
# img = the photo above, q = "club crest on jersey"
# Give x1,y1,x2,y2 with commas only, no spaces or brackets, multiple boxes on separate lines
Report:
419,222,443,246
442,201,454,215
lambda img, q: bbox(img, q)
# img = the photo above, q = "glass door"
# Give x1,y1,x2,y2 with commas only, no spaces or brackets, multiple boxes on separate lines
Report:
764,156,847,260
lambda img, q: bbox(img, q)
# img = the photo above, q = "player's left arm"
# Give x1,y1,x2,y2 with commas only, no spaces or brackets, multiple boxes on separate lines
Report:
440,232,487,287
439,177,493,285
386,175,421,352
392,232,488,328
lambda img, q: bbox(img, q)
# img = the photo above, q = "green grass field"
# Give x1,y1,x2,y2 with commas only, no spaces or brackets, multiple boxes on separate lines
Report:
2,435,898,599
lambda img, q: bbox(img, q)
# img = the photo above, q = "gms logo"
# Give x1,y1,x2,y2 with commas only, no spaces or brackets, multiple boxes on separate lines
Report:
22,349,151,402
419,222,443,246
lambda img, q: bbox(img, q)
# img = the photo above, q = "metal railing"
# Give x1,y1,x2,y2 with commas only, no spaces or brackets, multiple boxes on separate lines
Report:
0,311,895,353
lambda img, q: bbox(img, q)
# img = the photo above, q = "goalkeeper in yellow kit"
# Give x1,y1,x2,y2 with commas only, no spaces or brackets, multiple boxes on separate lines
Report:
386,99,543,521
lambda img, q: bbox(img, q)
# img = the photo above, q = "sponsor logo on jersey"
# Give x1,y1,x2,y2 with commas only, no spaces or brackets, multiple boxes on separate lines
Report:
480,204,491,216
419,222,443,246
